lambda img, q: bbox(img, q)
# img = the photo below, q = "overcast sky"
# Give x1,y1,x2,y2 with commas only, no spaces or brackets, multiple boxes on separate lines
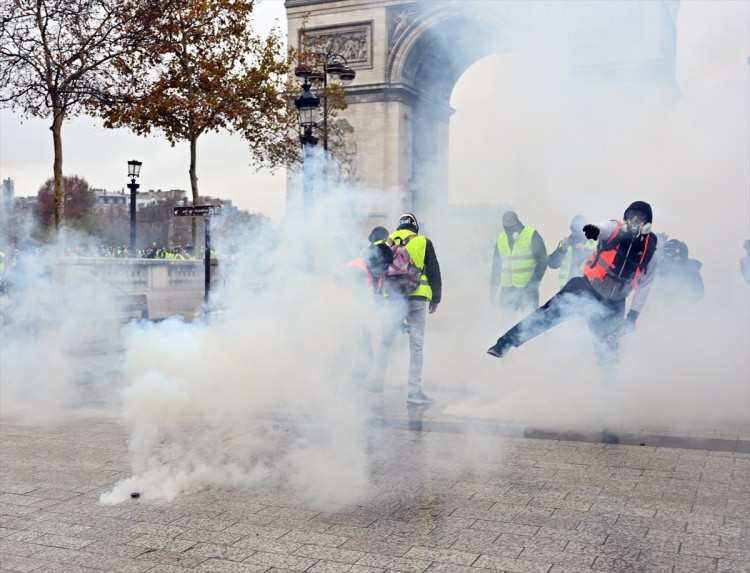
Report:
0,0,748,223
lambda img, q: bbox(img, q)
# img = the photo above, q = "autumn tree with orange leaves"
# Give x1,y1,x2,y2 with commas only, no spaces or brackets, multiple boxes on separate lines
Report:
33,175,97,239
90,0,295,245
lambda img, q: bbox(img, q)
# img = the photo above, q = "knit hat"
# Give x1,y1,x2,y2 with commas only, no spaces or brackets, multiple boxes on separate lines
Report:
397,212,419,233
570,215,587,233
368,226,389,244
624,201,653,223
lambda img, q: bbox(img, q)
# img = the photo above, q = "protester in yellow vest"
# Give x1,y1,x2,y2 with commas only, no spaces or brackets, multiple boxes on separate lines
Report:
370,213,442,406
548,215,596,288
489,211,548,315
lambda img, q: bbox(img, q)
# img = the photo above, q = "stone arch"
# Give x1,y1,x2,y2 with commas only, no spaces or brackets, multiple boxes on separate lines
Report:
385,6,515,216
285,0,679,227
387,6,511,100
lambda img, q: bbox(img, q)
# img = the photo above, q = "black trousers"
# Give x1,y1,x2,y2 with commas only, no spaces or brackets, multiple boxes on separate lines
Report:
503,277,625,369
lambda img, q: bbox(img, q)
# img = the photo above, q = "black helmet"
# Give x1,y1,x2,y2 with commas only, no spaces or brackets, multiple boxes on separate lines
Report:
663,239,688,260
397,213,419,233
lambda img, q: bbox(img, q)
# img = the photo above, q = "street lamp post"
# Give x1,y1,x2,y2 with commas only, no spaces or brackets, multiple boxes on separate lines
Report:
127,159,142,258
294,80,320,210
295,52,355,189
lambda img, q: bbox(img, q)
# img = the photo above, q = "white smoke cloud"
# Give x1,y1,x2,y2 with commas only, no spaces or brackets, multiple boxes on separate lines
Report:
2,1,747,511
99,164,390,507
436,0,749,434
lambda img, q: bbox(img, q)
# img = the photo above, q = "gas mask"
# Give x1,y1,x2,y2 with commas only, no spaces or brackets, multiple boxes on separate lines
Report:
622,210,651,236
504,226,520,241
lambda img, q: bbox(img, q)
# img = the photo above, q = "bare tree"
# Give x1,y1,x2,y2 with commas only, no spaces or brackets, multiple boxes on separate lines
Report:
0,0,158,233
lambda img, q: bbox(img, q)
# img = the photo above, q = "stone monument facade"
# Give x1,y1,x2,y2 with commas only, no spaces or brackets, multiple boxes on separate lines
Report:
285,0,680,227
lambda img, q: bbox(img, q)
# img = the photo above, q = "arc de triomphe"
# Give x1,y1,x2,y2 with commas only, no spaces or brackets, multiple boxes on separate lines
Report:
285,0,679,226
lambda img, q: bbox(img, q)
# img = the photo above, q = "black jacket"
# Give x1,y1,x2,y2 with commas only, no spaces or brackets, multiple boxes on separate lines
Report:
417,237,442,304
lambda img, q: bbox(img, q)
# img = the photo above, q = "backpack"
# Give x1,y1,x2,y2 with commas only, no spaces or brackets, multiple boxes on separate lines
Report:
385,234,423,295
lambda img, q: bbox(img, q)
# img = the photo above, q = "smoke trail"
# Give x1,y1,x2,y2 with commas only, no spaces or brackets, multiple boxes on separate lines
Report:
100,167,388,508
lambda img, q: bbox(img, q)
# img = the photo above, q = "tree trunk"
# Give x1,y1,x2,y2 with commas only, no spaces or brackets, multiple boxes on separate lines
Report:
51,105,65,234
189,135,199,248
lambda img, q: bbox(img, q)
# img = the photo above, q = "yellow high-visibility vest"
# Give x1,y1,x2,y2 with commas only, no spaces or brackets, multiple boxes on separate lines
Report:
558,240,596,286
388,229,432,300
497,227,536,288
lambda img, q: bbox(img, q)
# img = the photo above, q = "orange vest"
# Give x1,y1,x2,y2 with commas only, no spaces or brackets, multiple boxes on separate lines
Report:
583,224,652,286
346,257,384,295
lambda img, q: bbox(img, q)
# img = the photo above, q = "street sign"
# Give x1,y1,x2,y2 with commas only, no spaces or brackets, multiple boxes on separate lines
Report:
172,204,222,305
173,205,223,217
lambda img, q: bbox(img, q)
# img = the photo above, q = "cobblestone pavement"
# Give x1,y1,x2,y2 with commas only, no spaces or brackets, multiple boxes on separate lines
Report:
1,395,749,573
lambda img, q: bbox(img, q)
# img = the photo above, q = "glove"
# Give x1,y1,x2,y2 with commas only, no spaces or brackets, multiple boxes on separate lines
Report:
583,224,600,240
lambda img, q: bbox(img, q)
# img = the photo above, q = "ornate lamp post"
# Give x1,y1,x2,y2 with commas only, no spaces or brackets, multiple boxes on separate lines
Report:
294,80,320,210
295,52,355,189
127,159,142,258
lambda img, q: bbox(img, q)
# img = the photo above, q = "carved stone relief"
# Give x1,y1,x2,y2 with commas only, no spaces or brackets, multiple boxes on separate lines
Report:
387,4,422,54
328,118,358,184
300,23,372,67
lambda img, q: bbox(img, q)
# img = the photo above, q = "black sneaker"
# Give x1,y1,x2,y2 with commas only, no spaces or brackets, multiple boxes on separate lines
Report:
406,391,435,405
487,336,512,358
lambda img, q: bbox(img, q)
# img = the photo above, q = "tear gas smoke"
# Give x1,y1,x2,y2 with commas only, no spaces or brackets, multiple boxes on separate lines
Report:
2,1,747,509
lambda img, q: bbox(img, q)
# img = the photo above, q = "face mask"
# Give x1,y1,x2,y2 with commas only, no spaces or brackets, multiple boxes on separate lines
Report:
622,211,651,236
504,228,520,241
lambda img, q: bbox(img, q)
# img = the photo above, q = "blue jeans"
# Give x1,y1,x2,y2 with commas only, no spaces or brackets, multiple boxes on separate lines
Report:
503,277,624,370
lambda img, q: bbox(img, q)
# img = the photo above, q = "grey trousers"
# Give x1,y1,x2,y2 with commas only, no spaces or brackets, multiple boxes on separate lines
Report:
371,298,427,396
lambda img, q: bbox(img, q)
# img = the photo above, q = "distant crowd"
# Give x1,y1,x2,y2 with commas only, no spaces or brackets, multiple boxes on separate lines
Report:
56,244,221,259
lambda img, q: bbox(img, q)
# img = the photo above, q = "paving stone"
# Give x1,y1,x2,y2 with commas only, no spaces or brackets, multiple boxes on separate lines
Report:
307,561,386,573
292,543,366,563
592,554,667,572
176,528,245,545
0,551,48,573
130,533,197,552
279,529,352,548
242,549,319,571
182,541,254,562
199,557,270,572
472,554,552,573
341,535,415,557
717,559,750,573
356,552,432,572
403,546,478,566
1,414,748,573
0,538,40,557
